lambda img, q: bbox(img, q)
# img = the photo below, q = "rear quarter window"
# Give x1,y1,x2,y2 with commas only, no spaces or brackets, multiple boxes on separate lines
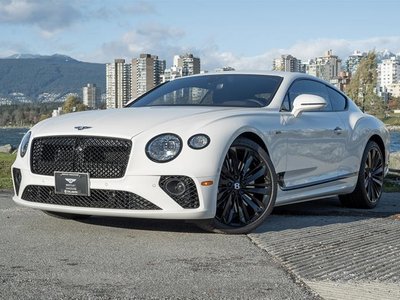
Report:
327,87,347,111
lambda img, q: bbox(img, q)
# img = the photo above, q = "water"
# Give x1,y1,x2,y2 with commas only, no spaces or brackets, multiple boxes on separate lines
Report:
0,127,29,149
391,131,400,152
1,127,400,152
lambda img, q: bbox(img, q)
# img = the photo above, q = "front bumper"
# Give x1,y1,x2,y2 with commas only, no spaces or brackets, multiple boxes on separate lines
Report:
12,167,218,220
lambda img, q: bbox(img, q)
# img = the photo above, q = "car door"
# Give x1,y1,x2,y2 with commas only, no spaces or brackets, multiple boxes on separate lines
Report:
280,79,350,190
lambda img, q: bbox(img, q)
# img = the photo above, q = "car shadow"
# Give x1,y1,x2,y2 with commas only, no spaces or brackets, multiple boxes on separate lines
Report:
78,216,206,234
253,195,400,233
75,195,399,234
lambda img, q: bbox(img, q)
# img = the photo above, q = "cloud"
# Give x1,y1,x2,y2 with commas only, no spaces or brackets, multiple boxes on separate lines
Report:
89,33,400,72
100,24,186,63
0,0,81,34
196,36,400,71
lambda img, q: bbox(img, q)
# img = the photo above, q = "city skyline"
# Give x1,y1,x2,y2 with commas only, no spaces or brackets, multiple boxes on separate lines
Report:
1,0,400,71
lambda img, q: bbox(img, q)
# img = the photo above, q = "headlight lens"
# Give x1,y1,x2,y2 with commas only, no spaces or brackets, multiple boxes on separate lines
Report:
146,134,182,162
188,134,210,149
19,131,31,158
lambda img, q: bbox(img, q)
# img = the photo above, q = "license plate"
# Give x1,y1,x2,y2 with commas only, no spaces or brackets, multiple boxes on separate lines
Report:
55,172,90,196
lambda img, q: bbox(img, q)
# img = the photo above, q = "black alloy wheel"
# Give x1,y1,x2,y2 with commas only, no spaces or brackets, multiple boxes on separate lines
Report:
364,144,384,203
340,141,384,208
196,138,277,234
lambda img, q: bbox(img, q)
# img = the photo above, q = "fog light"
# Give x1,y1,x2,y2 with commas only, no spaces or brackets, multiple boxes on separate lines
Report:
165,178,186,196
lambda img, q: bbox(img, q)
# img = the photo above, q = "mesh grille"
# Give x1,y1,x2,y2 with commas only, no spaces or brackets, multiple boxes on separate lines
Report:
159,176,199,209
22,185,161,210
31,136,132,178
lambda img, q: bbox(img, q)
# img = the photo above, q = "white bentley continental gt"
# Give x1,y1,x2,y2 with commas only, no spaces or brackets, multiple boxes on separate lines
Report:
12,72,390,233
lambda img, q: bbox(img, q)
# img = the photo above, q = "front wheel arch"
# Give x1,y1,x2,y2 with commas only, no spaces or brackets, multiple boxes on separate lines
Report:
196,137,277,234
237,132,269,155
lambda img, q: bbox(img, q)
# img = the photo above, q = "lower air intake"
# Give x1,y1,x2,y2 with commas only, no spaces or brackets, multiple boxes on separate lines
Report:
22,185,161,210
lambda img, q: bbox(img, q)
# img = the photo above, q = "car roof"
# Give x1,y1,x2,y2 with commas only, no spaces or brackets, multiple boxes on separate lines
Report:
186,71,344,95
184,71,318,81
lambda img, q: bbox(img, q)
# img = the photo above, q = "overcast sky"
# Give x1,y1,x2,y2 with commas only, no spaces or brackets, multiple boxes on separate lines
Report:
0,0,399,70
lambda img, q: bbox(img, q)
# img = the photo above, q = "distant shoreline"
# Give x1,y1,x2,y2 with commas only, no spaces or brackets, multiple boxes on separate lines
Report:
0,126,31,129
385,125,400,132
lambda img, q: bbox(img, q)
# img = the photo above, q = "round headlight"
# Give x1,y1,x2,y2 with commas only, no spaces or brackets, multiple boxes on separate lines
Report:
188,134,210,149
19,131,31,158
146,134,182,163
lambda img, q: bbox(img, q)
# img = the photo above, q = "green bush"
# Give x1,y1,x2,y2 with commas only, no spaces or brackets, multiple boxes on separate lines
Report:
0,153,16,190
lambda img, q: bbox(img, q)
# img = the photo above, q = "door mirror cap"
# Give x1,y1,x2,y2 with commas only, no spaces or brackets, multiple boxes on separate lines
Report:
292,94,327,117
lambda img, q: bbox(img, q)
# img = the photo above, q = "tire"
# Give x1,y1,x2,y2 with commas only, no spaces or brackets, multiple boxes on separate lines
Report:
196,137,277,234
339,141,384,208
43,211,91,220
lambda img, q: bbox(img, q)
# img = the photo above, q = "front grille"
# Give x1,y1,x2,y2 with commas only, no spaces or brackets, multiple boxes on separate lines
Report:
31,136,132,178
159,176,200,209
22,185,161,210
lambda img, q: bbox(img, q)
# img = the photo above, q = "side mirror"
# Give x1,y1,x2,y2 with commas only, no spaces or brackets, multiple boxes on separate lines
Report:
292,94,327,117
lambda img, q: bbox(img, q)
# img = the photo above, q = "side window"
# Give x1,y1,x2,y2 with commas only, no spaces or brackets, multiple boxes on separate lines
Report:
281,94,290,111
327,87,347,111
287,80,333,112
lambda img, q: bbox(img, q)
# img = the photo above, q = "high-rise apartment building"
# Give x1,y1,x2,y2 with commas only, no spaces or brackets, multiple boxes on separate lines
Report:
160,66,182,83
378,57,400,89
272,55,302,72
306,50,342,81
106,59,131,109
82,83,101,109
345,50,367,75
174,53,200,76
131,54,166,99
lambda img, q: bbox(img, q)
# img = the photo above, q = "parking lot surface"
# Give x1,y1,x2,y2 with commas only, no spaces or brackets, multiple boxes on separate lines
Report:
1,190,399,299
0,190,315,299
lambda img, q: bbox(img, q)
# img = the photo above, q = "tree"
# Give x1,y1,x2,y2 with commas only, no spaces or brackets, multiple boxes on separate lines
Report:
62,95,87,113
388,96,400,110
345,51,379,113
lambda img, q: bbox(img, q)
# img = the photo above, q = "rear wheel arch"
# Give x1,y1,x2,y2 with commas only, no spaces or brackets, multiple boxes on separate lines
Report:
369,134,386,163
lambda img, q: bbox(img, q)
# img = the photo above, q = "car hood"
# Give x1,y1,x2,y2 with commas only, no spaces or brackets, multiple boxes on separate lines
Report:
32,106,248,139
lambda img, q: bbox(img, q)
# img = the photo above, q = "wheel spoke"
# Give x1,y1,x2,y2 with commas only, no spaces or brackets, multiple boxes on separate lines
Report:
220,194,234,223
241,150,254,177
237,196,249,224
243,164,266,184
372,177,383,187
242,187,270,195
229,148,240,176
242,192,264,212
372,165,383,177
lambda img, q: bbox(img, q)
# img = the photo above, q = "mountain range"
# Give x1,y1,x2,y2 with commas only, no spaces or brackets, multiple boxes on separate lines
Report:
0,54,105,103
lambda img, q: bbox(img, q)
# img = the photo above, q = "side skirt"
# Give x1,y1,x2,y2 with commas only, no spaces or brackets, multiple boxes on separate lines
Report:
277,172,358,192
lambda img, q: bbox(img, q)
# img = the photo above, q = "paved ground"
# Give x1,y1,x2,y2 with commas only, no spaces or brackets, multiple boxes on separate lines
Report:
251,194,400,300
1,190,399,299
0,190,316,300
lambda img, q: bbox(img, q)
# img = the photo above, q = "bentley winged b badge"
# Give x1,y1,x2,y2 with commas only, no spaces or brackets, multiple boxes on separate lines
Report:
74,126,92,131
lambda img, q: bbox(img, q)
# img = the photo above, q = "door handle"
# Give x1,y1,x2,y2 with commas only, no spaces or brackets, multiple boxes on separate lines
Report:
334,127,343,135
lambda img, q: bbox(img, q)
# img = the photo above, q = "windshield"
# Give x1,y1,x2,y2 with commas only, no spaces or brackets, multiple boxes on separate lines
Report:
127,74,282,108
